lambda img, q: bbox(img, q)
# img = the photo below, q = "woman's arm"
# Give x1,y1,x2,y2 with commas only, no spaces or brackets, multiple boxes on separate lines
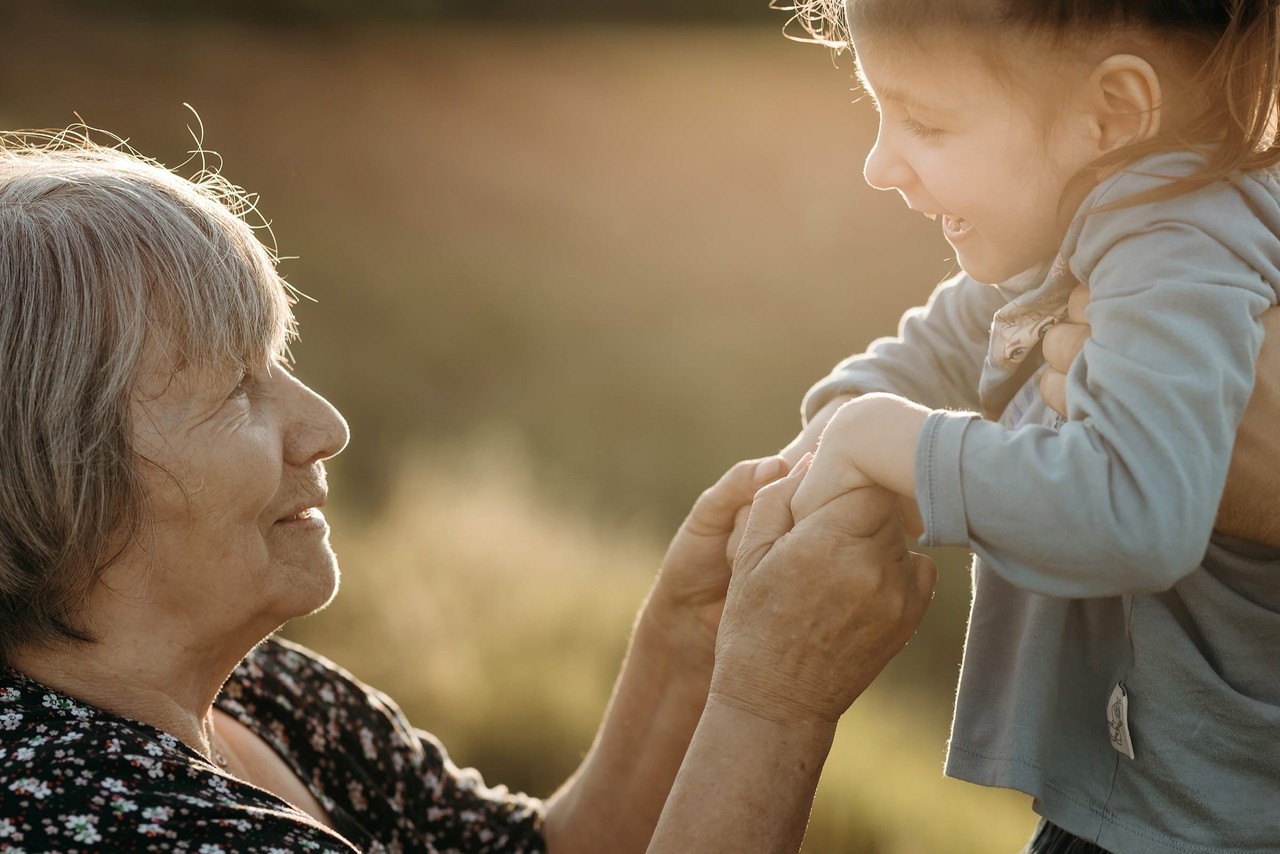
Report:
540,457,784,852
542,459,935,854
651,468,934,854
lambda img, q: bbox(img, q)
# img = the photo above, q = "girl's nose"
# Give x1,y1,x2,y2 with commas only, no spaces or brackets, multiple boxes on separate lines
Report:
862,132,913,193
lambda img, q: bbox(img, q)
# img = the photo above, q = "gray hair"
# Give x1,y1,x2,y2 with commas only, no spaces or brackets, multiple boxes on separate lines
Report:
0,129,296,662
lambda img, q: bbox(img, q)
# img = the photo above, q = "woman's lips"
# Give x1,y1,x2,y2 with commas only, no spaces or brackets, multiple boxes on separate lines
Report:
276,508,327,528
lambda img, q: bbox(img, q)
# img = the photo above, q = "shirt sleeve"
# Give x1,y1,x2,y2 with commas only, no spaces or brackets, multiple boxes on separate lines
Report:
916,167,1280,597
801,272,1002,421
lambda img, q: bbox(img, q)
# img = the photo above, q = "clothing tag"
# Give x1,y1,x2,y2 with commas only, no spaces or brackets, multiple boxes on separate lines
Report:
1107,682,1135,759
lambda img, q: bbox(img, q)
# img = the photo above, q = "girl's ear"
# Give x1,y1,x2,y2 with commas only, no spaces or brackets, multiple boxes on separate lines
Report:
1085,54,1162,153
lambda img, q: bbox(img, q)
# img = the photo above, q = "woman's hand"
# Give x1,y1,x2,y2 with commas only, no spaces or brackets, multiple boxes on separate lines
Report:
1040,283,1280,548
645,456,790,666
723,396,855,565
648,460,936,854
714,459,937,724
1039,283,1091,416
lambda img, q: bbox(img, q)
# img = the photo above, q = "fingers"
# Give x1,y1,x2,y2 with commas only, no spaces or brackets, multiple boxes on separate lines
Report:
1041,321,1090,373
1040,303,1090,419
711,481,934,723
909,551,938,603
1066,282,1091,323
788,444,873,525
899,496,924,539
683,456,788,540
1039,367,1067,417
733,456,810,573
724,504,753,566
779,394,854,468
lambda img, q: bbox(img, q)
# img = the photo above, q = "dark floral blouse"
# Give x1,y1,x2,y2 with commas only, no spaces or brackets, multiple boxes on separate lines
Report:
0,638,546,853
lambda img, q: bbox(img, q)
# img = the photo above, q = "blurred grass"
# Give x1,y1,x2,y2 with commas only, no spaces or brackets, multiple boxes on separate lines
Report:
1,6,1034,849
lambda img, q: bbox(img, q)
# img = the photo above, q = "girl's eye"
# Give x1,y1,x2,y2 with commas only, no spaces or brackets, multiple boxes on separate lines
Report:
901,116,944,142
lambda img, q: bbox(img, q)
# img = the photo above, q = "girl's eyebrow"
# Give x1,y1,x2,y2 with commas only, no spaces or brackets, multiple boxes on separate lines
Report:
869,83,957,115
853,64,955,115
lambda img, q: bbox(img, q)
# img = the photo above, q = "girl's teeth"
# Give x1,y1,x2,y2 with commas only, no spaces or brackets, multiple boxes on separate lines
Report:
942,214,972,238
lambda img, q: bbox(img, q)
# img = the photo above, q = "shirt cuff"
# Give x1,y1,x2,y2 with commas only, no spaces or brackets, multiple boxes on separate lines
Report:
916,409,978,547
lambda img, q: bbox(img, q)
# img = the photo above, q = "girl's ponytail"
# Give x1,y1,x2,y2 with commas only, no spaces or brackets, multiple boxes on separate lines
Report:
1190,0,1280,180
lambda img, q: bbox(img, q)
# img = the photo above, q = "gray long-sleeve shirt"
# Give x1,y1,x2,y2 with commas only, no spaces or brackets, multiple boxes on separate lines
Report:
804,152,1280,853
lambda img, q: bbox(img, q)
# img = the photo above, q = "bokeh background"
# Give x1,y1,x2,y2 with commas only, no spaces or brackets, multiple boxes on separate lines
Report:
1,1,1036,849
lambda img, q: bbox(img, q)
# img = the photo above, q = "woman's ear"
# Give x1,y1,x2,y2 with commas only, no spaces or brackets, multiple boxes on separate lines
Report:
1086,54,1162,153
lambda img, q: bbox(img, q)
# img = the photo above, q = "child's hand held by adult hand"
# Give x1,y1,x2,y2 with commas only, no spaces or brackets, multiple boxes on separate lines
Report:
789,394,929,532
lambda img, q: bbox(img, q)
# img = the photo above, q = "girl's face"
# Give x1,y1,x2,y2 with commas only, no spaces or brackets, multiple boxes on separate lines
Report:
854,35,1100,284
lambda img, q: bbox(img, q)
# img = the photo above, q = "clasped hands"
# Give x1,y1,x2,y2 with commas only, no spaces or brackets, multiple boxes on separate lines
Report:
650,455,935,728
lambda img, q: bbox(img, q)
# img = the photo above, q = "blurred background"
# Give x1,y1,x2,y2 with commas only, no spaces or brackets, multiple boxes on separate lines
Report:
1,1,1034,849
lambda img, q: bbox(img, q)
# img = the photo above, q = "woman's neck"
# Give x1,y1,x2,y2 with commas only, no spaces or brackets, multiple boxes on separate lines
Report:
8,625,254,761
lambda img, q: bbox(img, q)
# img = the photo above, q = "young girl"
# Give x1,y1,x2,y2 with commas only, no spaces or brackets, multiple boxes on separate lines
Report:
779,1,1280,852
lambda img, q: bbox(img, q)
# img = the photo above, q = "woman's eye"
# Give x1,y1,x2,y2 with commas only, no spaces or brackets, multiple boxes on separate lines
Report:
901,116,944,142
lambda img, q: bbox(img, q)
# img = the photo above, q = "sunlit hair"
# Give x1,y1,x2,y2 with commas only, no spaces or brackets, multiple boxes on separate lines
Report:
0,126,296,663
774,0,1280,205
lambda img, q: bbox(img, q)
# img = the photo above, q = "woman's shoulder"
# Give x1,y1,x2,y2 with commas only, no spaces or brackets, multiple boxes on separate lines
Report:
224,637,398,738
224,637,425,769
0,665,355,853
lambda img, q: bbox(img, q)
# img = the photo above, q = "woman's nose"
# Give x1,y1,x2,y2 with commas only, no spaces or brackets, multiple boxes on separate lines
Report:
284,374,350,465
862,132,913,193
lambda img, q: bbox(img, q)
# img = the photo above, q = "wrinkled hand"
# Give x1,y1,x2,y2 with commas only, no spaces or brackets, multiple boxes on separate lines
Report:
1038,282,1280,547
711,461,936,724
724,396,855,565
648,456,790,664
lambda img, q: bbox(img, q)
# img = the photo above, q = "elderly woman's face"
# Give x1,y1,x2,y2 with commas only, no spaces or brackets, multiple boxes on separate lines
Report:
127,353,349,636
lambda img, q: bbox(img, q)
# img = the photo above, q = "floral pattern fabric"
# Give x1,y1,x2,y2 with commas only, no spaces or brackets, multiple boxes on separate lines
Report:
0,638,546,853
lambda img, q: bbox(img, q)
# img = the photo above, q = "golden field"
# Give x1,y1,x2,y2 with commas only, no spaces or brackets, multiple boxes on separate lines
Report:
1,7,1036,850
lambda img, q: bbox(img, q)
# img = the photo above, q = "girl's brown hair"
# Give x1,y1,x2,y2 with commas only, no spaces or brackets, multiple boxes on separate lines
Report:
776,0,1280,204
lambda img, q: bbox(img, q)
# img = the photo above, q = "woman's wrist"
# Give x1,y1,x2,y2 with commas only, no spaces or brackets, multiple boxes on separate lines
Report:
634,583,718,678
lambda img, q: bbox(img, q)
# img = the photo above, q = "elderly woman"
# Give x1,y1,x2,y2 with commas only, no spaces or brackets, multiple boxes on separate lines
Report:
0,134,937,853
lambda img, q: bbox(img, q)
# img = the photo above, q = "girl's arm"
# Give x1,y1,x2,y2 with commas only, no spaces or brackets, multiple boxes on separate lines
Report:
789,393,930,524
1043,286,1280,549
800,272,1003,422
783,273,1001,469
938,165,1273,596
802,159,1279,598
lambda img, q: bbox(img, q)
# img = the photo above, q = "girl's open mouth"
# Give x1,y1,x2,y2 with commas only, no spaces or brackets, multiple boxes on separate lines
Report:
942,214,973,240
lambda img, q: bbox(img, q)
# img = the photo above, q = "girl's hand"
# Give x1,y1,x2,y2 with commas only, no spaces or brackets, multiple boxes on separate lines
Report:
645,456,790,666
789,394,928,532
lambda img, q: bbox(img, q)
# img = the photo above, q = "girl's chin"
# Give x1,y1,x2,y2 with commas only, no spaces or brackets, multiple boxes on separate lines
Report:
955,249,1037,287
